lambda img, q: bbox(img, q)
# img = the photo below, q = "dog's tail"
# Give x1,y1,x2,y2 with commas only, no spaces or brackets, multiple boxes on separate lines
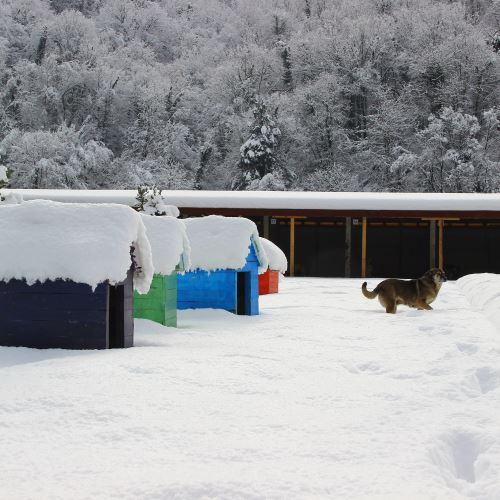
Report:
361,282,379,299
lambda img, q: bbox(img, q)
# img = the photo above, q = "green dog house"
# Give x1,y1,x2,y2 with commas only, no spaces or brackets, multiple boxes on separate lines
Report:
134,215,190,327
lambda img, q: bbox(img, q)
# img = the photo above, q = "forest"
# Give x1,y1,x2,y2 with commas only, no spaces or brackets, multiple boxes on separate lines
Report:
0,0,499,192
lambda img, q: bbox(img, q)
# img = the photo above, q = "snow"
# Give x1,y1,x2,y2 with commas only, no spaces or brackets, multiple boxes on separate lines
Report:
457,273,500,332
142,202,180,218
1,277,500,499
184,215,268,273
0,200,153,293
140,215,190,275
0,164,8,183
7,189,500,213
260,237,287,273
0,191,23,205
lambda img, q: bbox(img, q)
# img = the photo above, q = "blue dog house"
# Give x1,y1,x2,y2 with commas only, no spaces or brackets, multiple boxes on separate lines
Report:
0,200,154,349
177,216,268,315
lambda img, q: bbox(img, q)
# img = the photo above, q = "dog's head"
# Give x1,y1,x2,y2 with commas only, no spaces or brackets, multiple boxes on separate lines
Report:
425,268,447,284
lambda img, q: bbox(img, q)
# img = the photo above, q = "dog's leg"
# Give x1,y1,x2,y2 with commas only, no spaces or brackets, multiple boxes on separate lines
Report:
417,300,433,310
385,302,397,314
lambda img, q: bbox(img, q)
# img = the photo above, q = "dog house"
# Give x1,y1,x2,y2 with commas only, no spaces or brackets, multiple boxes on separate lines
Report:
134,215,190,327
259,238,288,295
177,216,268,315
0,200,153,349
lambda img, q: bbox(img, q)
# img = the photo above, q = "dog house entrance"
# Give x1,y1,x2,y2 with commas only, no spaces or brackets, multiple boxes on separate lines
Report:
108,284,125,348
237,272,249,315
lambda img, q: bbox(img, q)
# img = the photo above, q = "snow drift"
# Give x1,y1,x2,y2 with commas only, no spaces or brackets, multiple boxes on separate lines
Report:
457,273,500,332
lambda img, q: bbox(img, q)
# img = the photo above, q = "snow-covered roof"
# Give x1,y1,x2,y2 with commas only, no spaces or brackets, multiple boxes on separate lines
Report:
140,214,190,275
260,238,288,273
184,215,268,273
0,200,153,293
7,189,500,213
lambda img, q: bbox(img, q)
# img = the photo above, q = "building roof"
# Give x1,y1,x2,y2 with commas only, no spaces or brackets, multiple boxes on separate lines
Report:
140,214,191,275
7,189,500,217
260,238,288,273
0,200,153,293
183,215,268,273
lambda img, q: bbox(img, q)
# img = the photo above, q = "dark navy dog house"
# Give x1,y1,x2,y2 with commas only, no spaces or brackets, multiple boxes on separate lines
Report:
177,216,268,316
0,272,134,349
0,200,153,350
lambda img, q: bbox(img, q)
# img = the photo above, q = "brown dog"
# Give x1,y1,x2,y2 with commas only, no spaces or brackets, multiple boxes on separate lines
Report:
361,268,447,314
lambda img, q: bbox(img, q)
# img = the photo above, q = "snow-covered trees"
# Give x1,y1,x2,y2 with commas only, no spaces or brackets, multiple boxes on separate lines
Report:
0,0,498,192
390,108,500,192
1,124,113,188
0,164,9,188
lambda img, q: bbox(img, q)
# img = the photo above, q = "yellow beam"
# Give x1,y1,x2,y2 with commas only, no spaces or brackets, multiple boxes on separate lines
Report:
361,217,367,278
290,217,295,276
438,219,444,269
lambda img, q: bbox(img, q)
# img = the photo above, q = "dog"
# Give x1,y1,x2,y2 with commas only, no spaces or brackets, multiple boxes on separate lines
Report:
361,268,447,314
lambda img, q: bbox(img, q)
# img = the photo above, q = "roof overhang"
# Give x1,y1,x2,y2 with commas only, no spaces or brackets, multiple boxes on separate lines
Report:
7,189,500,219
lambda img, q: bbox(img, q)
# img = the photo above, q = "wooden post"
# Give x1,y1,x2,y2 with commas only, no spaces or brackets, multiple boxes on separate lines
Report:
263,216,270,239
361,217,367,278
438,219,444,269
345,217,351,278
290,217,295,277
429,220,436,268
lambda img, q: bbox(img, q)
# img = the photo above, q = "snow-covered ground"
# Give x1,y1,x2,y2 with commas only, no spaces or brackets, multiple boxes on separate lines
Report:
1,278,500,499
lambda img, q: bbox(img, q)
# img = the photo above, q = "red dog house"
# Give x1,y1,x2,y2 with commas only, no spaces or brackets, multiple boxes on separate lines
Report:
258,238,288,295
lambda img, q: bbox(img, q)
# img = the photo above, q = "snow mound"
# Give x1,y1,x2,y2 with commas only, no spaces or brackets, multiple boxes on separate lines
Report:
260,237,287,273
0,191,23,205
183,215,268,273
457,274,500,331
140,214,190,275
0,200,153,293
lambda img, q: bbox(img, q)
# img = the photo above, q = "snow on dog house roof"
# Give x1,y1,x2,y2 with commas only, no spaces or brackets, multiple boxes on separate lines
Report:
0,200,153,293
260,238,288,274
8,189,500,217
140,214,191,275
184,215,268,273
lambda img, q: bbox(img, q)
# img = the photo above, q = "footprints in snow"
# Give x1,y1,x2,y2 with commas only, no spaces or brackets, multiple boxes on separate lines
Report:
455,342,478,355
463,367,500,396
475,367,500,394
430,429,489,485
342,361,386,375
417,324,452,335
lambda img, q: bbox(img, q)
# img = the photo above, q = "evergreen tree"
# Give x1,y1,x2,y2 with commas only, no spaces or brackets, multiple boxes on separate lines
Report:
232,99,292,190
133,185,179,216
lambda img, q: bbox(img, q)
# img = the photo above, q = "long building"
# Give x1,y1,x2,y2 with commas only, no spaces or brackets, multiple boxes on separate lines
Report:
10,189,500,279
